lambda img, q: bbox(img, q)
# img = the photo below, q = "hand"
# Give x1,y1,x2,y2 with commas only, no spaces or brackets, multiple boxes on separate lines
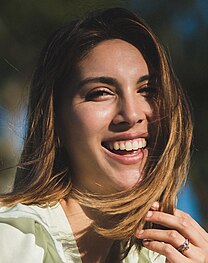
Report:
136,208,208,262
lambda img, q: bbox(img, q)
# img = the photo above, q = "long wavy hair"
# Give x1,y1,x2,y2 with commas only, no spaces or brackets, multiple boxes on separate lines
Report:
0,7,192,259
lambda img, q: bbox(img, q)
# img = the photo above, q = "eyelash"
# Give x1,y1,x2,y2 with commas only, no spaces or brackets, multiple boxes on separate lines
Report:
138,86,157,98
85,88,114,101
85,85,157,101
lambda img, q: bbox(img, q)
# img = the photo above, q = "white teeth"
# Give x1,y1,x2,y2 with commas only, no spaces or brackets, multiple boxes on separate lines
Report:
132,141,139,150
125,141,132,151
138,140,143,149
142,140,147,148
114,142,119,150
120,142,125,150
108,139,147,151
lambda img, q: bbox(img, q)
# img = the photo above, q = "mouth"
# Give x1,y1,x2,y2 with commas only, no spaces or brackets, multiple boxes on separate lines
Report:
102,138,147,156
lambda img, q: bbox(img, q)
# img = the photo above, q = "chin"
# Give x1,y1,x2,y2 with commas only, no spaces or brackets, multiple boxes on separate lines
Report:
111,175,142,193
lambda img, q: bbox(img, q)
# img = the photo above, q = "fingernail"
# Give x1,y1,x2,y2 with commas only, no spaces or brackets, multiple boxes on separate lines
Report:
142,239,151,246
137,229,144,235
151,201,159,210
146,211,153,217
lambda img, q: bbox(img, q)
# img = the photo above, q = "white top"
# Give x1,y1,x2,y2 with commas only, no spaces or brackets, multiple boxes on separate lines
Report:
0,203,166,263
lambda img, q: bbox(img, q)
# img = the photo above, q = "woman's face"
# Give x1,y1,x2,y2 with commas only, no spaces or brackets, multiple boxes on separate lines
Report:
60,39,154,194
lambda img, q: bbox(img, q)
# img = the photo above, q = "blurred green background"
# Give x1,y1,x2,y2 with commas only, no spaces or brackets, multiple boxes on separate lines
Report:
0,0,207,229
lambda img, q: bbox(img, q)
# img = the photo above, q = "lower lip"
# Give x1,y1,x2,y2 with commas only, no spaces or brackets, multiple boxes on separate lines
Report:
103,147,147,165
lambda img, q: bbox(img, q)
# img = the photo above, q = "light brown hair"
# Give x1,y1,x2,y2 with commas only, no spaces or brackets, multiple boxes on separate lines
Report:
0,7,192,259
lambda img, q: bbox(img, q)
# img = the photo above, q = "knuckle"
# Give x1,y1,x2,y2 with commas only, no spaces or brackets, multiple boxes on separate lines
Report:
181,212,191,220
163,243,173,256
155,212,163,222
168,230,178,240
179,217,190,227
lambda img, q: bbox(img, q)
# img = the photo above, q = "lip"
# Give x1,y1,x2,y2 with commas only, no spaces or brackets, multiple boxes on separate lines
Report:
102,132,148,165
103,131,149,143
103,146,147,165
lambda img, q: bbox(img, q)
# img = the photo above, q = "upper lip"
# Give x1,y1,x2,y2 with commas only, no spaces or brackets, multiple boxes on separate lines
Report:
102,132,149,143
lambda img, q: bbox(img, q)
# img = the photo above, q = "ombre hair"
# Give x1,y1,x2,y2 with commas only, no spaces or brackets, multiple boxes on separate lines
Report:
0,7,192,259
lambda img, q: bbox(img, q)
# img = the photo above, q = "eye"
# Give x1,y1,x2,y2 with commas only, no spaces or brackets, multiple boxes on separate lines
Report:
138,85,157,99
85,88,115,101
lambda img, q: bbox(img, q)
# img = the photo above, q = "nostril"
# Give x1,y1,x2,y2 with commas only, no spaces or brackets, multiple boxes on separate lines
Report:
113,104,146,126
137,119,143,124
112,113,145,126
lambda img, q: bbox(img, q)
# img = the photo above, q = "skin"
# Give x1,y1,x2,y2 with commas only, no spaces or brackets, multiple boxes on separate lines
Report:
136,203,208,262
60,39,154,262
60,198,114,263
60,39,153,194
60,39,208,262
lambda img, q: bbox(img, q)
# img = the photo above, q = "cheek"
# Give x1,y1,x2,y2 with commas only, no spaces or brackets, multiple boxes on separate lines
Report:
141,98,156,120
67,105,114,137
149,100,159,122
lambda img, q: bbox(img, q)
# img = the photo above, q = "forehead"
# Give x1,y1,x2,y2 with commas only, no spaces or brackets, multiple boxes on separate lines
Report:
77,39,149,78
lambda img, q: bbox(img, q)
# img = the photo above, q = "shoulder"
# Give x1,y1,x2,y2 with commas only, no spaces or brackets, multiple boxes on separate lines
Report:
0,204,64,263
123,246,166,263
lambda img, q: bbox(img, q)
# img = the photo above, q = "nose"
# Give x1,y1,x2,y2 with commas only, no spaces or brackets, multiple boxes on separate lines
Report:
112,94,148,127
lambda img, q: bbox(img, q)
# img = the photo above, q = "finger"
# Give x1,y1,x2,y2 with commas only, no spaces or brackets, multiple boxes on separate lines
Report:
143,239,203,263
136,228,198,259
142,240,189,263
145,211,207,247
151,201,160,211
174,209,208,242
137,229,184,248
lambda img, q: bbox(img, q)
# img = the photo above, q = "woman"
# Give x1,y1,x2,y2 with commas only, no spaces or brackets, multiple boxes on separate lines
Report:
0,7,207,263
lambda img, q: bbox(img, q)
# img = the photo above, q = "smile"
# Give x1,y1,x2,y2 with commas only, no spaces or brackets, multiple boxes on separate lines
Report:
108,138,146,151
102,138,147,159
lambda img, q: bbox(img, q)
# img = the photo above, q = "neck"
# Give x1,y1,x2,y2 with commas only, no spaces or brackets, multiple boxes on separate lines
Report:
60,198,114,263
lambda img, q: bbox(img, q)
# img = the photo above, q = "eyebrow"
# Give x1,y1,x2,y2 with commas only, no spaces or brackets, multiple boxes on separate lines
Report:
76,74,152,89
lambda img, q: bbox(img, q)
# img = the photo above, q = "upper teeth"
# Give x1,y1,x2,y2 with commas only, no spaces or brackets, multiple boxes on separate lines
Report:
108,139,146,151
